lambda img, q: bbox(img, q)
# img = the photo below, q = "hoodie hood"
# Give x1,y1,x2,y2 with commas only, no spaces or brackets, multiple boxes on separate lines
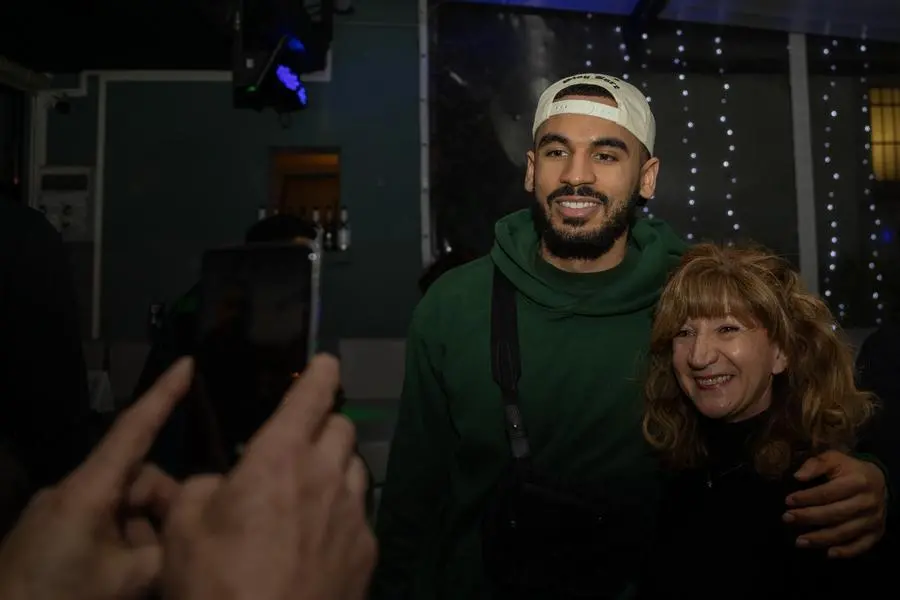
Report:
490,209,686,317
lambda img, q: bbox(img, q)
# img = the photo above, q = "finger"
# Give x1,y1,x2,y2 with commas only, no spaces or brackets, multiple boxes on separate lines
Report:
786,474,864,508
164,474,223,536
793,456,823,482
74,358,193,495
243,354,340,458
317,414,358,471
124,517,159,547
111,544,163,599
827,532,881,559
796,515,876,548
783,495,871,527
277,354,341,440
346,455,369,501
793,451,845,482
128,464,181,522
345,533,379,600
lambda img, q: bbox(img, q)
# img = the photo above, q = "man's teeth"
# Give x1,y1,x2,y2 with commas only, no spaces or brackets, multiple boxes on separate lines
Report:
696,375,733,386
560,201,597,209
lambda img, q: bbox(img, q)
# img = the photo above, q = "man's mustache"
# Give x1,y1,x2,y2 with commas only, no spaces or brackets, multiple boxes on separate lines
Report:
547,185,608,205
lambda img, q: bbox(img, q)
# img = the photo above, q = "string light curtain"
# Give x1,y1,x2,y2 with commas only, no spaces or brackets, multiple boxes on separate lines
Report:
616,23,657,220
673,28,699,242
431,5,797,260
819,38,844,319
714,35,740,243
806,32,900,327
858,40,885,325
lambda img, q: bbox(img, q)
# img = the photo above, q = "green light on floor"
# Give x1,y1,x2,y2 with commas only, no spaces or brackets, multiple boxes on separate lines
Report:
247,85,257,93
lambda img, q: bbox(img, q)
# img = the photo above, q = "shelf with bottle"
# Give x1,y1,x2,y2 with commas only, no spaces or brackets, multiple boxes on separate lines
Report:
311,204,352,264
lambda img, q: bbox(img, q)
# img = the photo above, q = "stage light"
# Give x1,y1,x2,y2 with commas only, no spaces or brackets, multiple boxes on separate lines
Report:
276,64,309,106
287,37,306,52
235,35,310,113
232,0,334,113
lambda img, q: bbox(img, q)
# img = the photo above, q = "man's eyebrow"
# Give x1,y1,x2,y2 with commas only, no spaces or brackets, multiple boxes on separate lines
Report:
591,137,630,155
537,133,570,148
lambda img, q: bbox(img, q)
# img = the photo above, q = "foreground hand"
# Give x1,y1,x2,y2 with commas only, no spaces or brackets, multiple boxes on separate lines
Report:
163,354,377,600
0,358,190,600
784,450,887,558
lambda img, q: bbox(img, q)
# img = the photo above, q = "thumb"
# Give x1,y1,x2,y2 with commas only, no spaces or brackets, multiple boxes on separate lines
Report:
794,451,840,482
108,545,163,600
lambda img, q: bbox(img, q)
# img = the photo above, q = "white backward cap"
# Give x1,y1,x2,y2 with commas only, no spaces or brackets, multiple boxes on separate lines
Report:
532,73,656,155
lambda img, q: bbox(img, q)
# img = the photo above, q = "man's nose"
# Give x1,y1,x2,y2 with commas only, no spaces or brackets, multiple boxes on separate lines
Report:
560,153,596,187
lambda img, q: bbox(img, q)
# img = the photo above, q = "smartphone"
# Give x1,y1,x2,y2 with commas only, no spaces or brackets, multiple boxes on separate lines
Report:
193,240,322,467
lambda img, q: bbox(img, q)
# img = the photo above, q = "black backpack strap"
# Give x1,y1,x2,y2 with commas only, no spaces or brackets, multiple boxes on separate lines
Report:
490,266,533,471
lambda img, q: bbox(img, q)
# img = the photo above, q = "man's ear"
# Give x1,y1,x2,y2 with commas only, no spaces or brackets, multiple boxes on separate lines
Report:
524,150,535,193
639,157,660,200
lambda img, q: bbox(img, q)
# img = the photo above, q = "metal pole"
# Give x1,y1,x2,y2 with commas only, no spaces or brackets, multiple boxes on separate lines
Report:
788,33,819,295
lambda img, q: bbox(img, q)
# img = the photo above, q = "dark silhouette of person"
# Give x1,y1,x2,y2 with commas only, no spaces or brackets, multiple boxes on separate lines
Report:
0,198,94,535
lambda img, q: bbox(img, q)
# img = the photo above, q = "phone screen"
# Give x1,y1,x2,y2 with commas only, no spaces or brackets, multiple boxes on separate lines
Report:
194,241,320,462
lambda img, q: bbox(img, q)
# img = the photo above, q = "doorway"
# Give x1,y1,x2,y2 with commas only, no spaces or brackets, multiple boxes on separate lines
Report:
269,149,340,221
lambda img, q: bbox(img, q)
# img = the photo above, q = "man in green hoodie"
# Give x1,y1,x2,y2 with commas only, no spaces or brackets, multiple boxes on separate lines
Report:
372,74,887,600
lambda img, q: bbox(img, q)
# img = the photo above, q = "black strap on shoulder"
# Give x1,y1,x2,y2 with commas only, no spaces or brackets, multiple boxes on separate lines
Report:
490,266,533,472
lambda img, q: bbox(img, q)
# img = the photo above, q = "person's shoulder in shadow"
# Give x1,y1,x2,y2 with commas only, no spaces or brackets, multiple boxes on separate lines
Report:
418,248,482,296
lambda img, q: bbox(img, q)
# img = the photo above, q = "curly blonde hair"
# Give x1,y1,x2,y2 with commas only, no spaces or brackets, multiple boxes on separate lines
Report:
642,243,874,477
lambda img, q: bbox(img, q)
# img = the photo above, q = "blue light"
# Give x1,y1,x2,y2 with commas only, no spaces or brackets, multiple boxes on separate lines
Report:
275,64,308,106
287,37,306,53
450,0,636,14
276,64,300,91
882,229,893,244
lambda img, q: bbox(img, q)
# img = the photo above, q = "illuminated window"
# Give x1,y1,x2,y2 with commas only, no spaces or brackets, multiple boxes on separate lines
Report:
870,88,900,181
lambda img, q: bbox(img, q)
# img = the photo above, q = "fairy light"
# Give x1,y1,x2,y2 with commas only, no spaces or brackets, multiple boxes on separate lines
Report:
638,31,653,218
713,35,740,244
584,13,596,70
614,24,630,79
820,38,844,321
638,30,651,103
673,29,697,241
616,25,655,219
859,39,884,324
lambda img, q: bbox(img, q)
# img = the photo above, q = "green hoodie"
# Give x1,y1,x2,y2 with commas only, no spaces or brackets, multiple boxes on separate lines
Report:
372,209,687,600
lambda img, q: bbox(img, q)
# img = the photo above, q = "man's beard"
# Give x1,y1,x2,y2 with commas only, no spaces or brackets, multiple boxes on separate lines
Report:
532,184,643,261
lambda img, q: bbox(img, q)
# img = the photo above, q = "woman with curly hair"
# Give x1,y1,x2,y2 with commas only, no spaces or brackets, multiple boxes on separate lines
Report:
640,243,876,599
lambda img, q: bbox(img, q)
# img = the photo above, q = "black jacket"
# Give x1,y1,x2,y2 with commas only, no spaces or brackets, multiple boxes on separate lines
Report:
640,416,871,600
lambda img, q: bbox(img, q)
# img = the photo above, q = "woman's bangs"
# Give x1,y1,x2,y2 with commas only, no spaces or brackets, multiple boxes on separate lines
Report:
672,265,756,325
